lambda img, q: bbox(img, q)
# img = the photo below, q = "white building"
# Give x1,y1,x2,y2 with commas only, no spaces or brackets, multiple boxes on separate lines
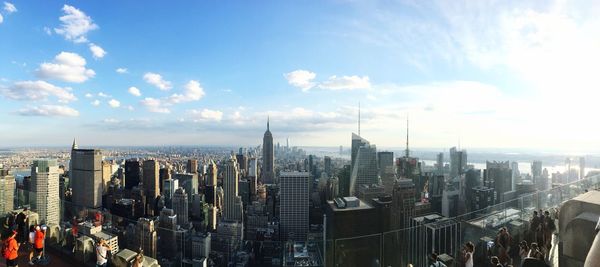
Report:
31,159,60,225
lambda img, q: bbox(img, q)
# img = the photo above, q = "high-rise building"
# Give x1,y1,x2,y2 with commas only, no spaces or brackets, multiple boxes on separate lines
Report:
158,208,178,259
449,147,467,178
350,134,378,195
31,159,60,225
0,169,15,215
236,148,248,174
143,160,159,200
391,178,416,229
436,152,444,175
279,172,309,241
175,173,198,198
101,160,112,194
262,118,275,184
351,133,369,170
531,161,542,184
70,141,103,209
324,156,332,177
162,178,179,207
325,197,380,267
377,151,395,193
205,160,218,206
186,159,198,174
408,214,459,267
125,159,142,190
134,218,157,259
484,161,512,202
172,188,189,226
159,165,171,193
580,157,586,179
338,165,351,197
223,157,243,221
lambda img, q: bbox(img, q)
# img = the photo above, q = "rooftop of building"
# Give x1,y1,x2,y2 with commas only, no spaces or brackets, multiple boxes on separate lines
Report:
328,197,373,211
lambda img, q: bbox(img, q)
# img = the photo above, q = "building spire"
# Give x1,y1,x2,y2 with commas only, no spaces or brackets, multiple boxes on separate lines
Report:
72,138,78,150
405,115,409,158
358,102,361,137
267,116,270,131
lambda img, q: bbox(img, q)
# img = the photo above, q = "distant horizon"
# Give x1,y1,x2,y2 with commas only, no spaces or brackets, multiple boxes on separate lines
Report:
1,143,598,157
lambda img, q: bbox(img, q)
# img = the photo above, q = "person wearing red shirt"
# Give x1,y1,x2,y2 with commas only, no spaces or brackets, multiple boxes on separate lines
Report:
3,230,20,267
33,226,45,260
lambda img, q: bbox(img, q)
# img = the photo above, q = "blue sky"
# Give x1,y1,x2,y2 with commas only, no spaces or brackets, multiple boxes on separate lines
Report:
1,1,600,152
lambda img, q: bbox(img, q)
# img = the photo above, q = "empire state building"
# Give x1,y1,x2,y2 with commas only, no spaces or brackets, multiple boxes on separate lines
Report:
262,117,275,184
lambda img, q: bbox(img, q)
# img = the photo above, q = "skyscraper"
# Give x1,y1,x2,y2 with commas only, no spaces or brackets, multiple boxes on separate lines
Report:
205,160,218,206
31,159,60,225
378,151,395,193
143,159,159,200
279,171,309,241
350,134,378,195
436,152,444,175
531,160,542,185
101,160,112,194
223,156,243,221
580,157,586,179
172,187,189,226
262,118,275,184
449,147,467,178
391,178,416,229
324,156,332,177
125,159,142,190
186,159,198,174
0,169,15,215
485,161,512,202
70,141,103,209
134,218,157,259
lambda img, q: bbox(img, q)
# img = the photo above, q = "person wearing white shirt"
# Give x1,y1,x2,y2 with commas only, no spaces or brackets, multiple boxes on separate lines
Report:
96,239,112,267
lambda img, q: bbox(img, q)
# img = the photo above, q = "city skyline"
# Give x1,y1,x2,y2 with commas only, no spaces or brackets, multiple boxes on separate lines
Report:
2,1,600,151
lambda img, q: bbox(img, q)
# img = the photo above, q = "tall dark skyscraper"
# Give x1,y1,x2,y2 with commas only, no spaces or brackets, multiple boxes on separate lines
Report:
262,118,275,184
280,171,309,241
125,159,142,190
143,160,159,199
70,140,103,209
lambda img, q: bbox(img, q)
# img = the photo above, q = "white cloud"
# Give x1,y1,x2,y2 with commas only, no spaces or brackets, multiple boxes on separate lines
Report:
318,75,371,90
17,105,79,117
89,43,106,59
36,52,95,83
284,70,316,92
3,2,16,13
128,86,141,97
108,99,120,108
140,97,170,113
97,92,109,98
1,80,76,103
102,118,119,123
84,93,93,98
143,72,172,90
43,27,52,35
54,4,98,43
91,99,100,106
285,70,370,91
189,109,223,122
0,14,4,24
126,105,134,111
167,80,204,103
115,68,128,74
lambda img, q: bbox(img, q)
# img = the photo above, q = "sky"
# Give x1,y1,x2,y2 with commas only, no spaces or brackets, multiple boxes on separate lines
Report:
1,0,600,152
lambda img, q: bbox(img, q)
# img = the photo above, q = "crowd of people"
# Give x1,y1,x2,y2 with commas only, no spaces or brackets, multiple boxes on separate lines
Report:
416,208,559,267
1,208,47,267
